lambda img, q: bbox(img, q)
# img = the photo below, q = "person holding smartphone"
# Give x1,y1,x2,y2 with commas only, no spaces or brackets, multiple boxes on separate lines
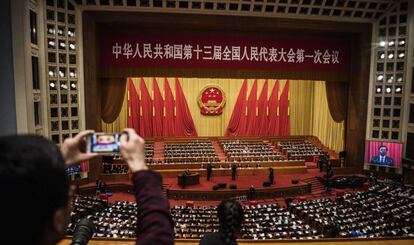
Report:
0,129,173,245
0,130,98,245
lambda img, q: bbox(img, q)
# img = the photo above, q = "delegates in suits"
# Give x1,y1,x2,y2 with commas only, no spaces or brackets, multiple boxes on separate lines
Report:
248,185,256,200
268,168,274,184
231,164,238,181
207,163,213,181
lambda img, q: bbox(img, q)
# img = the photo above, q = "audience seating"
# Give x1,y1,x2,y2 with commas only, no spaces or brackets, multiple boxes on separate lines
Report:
290,181,414,238
276,141,327,161
163,141,219,164
68,180,414,240
220,140,285,162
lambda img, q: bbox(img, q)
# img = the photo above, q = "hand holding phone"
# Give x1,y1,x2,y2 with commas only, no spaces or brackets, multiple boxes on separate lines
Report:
61,130,98,166
119,129,148,173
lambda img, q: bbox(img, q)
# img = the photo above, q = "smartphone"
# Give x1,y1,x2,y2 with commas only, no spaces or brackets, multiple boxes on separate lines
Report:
86,133,120,154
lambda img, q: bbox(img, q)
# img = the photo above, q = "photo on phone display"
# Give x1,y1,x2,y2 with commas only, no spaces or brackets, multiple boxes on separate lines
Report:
89,133,120,154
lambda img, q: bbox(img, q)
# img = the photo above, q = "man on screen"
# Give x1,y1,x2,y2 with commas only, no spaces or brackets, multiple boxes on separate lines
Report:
370,145,394,166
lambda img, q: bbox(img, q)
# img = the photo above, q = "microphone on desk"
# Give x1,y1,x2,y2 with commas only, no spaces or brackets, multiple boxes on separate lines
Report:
70,218,95,245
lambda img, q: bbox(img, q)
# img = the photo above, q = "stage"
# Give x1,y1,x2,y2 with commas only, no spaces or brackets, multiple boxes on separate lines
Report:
164,170,319,201
78,168,336,202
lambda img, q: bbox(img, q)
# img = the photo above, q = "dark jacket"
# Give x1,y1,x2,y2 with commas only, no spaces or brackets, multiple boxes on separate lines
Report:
133,170,174,245
370,155,394,166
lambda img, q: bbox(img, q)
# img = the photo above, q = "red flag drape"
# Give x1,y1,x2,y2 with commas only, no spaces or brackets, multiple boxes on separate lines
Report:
279,80,290,136
127,78,140,132
268,80,280,136
257,80,268,136
226,79,248,136
139,78,153,137
163,78,175,136
174,78,197,136
245,80,258,136
152,78,164,137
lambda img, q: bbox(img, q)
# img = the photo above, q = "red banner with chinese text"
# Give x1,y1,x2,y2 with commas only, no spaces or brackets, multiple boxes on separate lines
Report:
99,32,349,72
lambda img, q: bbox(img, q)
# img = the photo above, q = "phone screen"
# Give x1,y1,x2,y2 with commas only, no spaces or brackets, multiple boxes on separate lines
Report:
90,133,120,153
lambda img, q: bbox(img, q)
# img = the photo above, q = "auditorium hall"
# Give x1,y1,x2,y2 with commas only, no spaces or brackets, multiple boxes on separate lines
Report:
1,0,414,245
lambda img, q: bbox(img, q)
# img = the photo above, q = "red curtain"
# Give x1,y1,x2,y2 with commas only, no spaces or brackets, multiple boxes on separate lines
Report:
101,78,127,123
174,78,198,136
152,78,164,137
245,80,258,136
279,80,290,136
268,80,280,136
257,80,269,136
226,80,248,136
325,82,348,123
139,78,153,137
163,78,175,136
127,78,140,132
365,141,402,167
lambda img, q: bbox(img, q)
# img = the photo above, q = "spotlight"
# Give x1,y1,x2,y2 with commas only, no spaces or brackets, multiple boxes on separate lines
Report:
387,76,394,83
48,41,55,47
388,41,395,46
386,87,391,93
69,44,75,50
399,40,405,45
397,77,403,82
398,53,405,58
388,53,394,59
379,41,386,47
376,87,382,93
377,75,384,81
71,83,77,89
60,42,66,48
380,53,385,59
395,87,401,93
48,71,54,77
49,82,55,88
69,72,76,78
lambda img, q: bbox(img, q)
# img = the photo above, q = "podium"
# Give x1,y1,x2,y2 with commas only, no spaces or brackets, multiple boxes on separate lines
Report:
177,173,200,187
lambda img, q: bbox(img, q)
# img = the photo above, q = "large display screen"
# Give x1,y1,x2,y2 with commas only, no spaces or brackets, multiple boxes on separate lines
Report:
364,141,403,168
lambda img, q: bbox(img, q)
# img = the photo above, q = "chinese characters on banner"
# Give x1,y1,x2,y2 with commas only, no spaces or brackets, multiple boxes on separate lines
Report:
112,43,340,64
100,34,349,72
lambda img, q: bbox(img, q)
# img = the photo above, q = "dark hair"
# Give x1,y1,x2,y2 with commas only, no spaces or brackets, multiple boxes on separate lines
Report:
378,145,387,150
217,199,244,245
0,135,69,244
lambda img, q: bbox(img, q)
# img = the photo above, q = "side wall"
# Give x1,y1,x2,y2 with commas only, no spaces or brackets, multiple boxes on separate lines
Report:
0,0,17,135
